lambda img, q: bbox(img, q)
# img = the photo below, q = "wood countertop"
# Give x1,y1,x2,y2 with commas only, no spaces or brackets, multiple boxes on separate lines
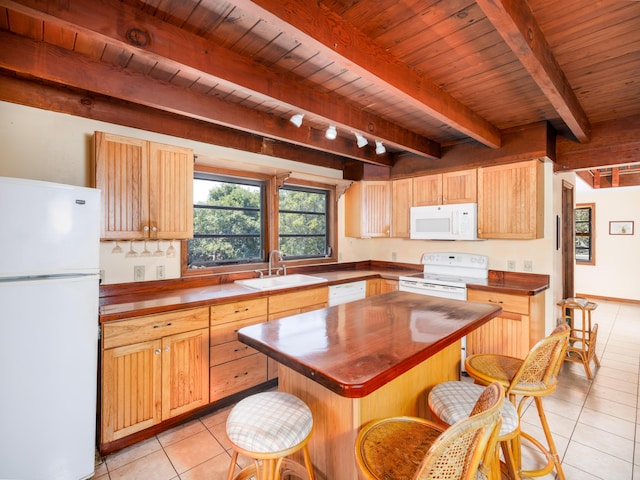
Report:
98,267,416,322
238,291,502,398
98,265,547,322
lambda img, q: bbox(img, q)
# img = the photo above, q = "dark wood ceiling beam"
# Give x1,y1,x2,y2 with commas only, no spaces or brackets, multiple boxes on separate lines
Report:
556,115,640,171
0,74,347,171
475,0,591,143
1,0,439,160
228,0,502,148
612,167,620,187
0,30,397,166
392,122,554,178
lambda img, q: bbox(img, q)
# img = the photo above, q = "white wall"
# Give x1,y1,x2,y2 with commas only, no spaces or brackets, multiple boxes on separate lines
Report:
575,177,640,301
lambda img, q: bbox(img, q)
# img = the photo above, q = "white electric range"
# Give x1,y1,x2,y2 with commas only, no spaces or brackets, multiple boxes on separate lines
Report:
398,252,489,374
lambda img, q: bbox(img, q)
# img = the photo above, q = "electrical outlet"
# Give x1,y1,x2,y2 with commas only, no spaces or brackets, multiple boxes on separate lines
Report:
391,252,397,261
524,260,533,272
134,265,145,281
507,260,516,271
156,265,165,280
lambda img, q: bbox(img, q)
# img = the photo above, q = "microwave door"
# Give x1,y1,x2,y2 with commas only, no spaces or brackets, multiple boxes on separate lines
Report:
415,217,451,235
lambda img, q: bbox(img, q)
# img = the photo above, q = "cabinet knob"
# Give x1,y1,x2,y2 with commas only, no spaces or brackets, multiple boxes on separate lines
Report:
143,225,150,232
164,346,170,352
151,226,157,232
155,349,161,355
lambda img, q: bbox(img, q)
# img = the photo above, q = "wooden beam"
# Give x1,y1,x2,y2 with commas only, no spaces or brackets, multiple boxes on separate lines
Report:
0,74,348,171
556,115,640,171
593,170,601,188
0,30,399,167
475,0,591,143
227,0,502,148
2,0,440,160
612,167,620,187
391,122,554,178
576,170,594,188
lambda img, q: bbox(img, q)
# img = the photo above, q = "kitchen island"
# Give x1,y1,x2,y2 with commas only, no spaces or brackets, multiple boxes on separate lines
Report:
238,291,502,479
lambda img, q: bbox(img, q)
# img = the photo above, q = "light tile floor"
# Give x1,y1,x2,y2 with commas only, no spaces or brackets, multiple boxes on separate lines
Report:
94,300,640,479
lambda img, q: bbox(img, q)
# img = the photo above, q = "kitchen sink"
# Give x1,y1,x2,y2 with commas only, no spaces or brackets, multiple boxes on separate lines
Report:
235,273,328,291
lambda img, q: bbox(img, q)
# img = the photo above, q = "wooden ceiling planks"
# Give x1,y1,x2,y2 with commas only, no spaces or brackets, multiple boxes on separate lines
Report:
0,0,638,185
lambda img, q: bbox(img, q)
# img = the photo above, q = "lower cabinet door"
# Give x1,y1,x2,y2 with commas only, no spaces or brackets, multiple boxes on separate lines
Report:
209,354,267,402
162,328,210,419
102,339,163,443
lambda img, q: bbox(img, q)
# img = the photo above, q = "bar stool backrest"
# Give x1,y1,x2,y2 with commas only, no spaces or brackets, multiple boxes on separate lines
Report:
507,324,570,396
413,382,504,480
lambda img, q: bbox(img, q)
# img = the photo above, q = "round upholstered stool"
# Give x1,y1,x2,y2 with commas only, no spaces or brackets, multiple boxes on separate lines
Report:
226,391,315,480
429,381,521,480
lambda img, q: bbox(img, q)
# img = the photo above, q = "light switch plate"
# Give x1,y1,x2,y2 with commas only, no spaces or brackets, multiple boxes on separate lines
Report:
524,260,533,272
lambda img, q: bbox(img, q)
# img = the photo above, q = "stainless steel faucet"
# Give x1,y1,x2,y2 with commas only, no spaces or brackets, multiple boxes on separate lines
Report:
267,249,282,277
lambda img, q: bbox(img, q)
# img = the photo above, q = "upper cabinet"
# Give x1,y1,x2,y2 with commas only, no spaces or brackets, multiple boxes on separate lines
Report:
95,131,194,240
477,159,544,239
413,169,477,206
391,178,412,238
345,181,391,238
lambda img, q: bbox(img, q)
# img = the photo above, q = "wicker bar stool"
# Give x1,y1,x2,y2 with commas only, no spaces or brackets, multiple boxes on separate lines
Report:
428,381,521,480
225,391,315,480
355,382,504,480
464,324,570,480
558,297,600,378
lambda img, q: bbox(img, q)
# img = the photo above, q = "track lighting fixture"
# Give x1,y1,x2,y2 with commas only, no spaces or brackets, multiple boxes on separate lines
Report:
375,140,386,155
289,113,304,128
325,125,337,140
354,132,368,148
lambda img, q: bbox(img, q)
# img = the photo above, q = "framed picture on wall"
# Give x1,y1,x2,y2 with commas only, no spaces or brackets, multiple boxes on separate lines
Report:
609,221,634,235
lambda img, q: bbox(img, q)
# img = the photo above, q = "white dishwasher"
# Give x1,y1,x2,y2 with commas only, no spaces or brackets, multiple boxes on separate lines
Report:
328,280,367,306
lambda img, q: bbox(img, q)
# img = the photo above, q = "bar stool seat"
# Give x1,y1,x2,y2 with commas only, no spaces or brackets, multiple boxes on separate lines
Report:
429,381,521,480
226,391,315,480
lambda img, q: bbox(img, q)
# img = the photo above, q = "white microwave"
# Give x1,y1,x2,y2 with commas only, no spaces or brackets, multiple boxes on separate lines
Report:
410,203,479,240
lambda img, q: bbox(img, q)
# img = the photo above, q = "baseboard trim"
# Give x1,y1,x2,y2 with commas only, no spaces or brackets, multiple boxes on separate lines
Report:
575,293,640,305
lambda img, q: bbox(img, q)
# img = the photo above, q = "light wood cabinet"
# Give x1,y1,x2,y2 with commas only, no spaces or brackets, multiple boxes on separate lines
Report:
413,169,477,206
267,287,329,378
100,307,209,444
95,131,194,240
466,289,545,360
391,178,412,238
209,298,268,402
344,181,391,238
367,278,399,296
477,159,544,239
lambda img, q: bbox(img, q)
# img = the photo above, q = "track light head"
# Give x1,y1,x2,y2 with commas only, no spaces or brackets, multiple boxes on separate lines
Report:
354,132,368,148
290,113,304,128
325,125,337,140
375,140,386,155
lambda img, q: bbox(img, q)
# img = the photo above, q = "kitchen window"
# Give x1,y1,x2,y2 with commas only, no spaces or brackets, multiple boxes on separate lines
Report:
575,203,595,265
185,169,337,274
279,186,329,259
189,173,265,269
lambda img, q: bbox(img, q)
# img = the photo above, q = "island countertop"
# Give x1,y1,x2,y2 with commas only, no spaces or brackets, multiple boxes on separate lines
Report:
238,291,502,398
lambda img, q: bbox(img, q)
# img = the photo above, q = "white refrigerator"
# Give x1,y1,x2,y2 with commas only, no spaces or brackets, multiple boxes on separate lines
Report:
0,176,100,480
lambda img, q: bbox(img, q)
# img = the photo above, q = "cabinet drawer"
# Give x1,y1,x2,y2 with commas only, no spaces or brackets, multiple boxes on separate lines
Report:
209,354,267,402
210,297,268,324
210,316,266,345
103,307,209,349
210,340,259,366
467,290,529,315
268,287,329,314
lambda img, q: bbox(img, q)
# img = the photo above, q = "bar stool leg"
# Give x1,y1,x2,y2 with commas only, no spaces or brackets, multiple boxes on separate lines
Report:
520,397,565,480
